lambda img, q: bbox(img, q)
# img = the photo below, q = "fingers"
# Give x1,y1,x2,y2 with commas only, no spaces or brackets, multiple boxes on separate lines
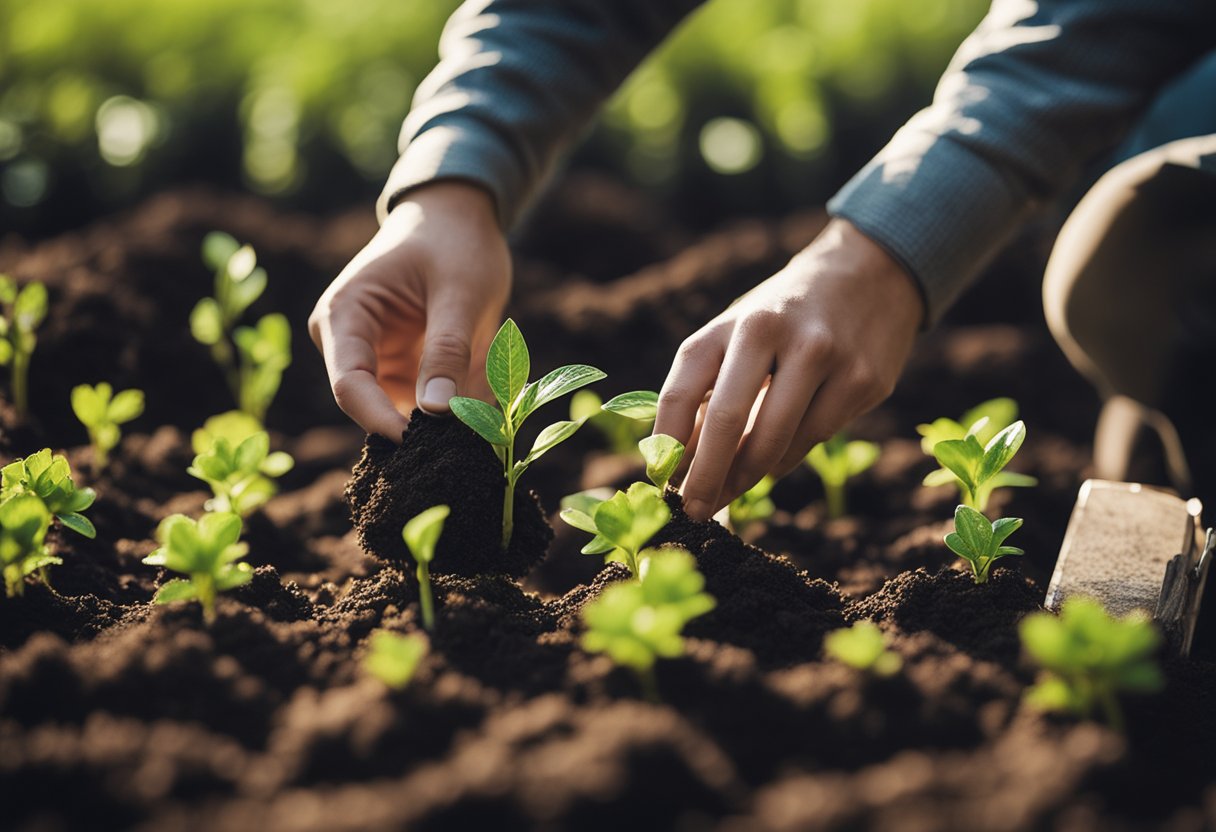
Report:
654,334,726,448
771,372,866,479
415,283,483,414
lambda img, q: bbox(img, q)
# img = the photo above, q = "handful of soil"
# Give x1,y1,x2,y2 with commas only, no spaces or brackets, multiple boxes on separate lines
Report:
346,410,553,577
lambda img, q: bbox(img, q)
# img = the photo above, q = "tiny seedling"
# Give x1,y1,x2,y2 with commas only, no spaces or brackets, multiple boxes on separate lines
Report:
571,389,657,455
1,449,97,539
728,475,775,534
71,382,145,468
1020,596,1163,731
581,547,715,701
0,275,48,418
944,504,1024,583
929,420,1032,512
189,427,294,517
364,630,429,690
805,433,880,519
190,233,291,423
921,404,1036,510
0,493,56,597
639,433,684,491
825,621,902,677
449,319,606,550
561,481,671,576
402,505,449,631
142,511,252,623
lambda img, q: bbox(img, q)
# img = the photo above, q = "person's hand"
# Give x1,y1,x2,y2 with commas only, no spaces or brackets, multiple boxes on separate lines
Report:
652,218,924,521
309,181,510,439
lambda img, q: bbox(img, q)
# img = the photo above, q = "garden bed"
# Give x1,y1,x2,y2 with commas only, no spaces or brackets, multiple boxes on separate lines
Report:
1,178,1213,831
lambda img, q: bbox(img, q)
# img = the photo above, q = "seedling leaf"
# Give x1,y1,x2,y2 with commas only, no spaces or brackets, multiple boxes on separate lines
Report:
486,318,529,413
364,630,429,690
449,396,507,446
639,434,684,490
601,390,659,421
516,364,606,421
403,505,448,565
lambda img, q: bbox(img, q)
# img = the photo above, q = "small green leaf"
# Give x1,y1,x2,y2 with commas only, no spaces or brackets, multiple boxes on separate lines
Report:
226,245,257,282
522,419,584,466
600,390,659,421
921,468,958,488
991,516,1023,548
190,298,224,345
13,282,48,330
107,389,145,424
953,504,992,556
70,384,107,426
403,505,449,565
202,231,240,271
516,364,606,422
933,437,981,495
559,507,599,535
449,397,507,446
978,421,1026,486
364,630,429,690
234,432,270,473
154,578,200,604
639,434,685,490
260,451,294,477
486,319,530,413
58,512,96,539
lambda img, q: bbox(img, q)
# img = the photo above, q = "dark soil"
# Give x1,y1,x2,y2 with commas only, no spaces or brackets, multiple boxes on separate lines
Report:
2,178,1214,831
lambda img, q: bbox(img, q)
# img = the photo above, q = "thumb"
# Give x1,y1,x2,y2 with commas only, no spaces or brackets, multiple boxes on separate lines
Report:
416,286,480,414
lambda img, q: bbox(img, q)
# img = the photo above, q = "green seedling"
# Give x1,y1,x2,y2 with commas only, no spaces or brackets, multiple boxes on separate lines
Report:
639,433,684,491
571,389,657,455
0,275,48,418
921,404,1036,510
929,420,1032,512
805,433,880,519
728,475,775,534
1,448,96,539
142,511,252,623
402,505,448,631
364,630,429,690
561,481,670,577
71,382,145,468
581,547,715,701
189,427,294,517
449,319,607,550
944,504,1024,583
1020,596,1163,731
0,494,56,597
190,232,291,423
825,621,902,677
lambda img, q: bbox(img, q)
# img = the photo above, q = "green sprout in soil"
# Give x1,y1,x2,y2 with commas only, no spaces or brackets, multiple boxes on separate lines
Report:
825,620,902,677
1020,596,1163,732
190,232,291,423
560,481,671,577
364,630,429,691
581,547,715,701
921,403,1036,510
638,433,684,491
944,504,1024,584
728,475,775,534
929,420,1032,513
571,389,658,455
449,319,606,550
0,275,48,419
0,493,56,597
71,382,145,469
142,511,252,623
1,448,97,539
402,504,448,631
189,413,294,517
805,432,880,519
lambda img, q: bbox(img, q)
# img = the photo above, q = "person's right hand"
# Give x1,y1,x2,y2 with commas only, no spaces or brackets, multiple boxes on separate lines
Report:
309,181,510,439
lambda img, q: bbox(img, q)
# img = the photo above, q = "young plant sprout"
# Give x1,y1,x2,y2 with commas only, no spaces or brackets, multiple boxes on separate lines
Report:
1020,596,1163,731
581,547,715,701
364,630,429,691
189,232,291,423
923,408,1036,510
1,449,97,539
0,494,55,597
0,275,48,418
805,433,880,519
189,426,294,517
929,420,1032,512
570,389,656,455
944,504,1024,583
71,382,145,468
402,505,448,631
560,481,670,576
825,621,902,677
142,511,252,623
449,319,606,550
638,433,684,491
728,475,775,534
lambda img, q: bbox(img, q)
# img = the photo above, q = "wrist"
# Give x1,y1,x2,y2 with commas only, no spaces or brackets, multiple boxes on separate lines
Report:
389,179,499,228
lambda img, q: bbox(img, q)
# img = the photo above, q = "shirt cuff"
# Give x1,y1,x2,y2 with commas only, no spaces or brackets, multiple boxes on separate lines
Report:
827,134,1033,326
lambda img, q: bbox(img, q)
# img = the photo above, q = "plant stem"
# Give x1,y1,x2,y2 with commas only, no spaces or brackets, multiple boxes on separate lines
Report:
417,562,434,631
501,435,516,551
825,482,846,520
1098,687,1125,733
198,575,217,625
4,565,20,597
636,666,661,703
13,348,29,418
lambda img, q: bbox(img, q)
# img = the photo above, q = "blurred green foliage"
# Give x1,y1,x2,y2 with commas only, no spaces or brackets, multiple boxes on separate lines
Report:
0,0,987,233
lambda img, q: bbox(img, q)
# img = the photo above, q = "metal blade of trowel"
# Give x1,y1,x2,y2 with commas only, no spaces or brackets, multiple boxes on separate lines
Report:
1046,479,1213,656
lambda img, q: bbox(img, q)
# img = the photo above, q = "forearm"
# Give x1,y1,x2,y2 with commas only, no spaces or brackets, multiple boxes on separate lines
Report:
380,0,701,229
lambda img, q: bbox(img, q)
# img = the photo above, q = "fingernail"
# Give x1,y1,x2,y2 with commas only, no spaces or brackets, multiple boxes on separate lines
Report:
685,499,710,521
419,377,457,413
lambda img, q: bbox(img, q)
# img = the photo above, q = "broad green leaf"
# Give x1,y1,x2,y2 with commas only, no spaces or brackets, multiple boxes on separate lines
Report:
154,578,200,604
559,507,598,535
581,535,617,556
522,419,583,466
226,245,257,282
594,482,670,558
943,531,968,559
600,390,659,421
59,512,96,539
190,298,224,345
202,231,240,271
403,504,450,565
991,516,1023,548
516,364,606,421
639,434,684,490
261,451,294,477
916,417,964,454
70,384,107,426
486,319,529,413
449,397,507,446
953,504,991,556
978,421,1026,486
108,389,145,424
933,437,981,494
194,410,263,453
961,398,1018,445
234,432,270,473
198,511,243,551
228,267,268,318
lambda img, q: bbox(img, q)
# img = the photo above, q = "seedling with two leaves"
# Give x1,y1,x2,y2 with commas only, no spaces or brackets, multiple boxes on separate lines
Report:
189,411,294,516
71,382,145,468
825,620,902,677
189,232,291,423
364,630,429,690
142,511,252,623
1020,596,1163,731
402,505,448,631
0,276,47,418
1,449,96,539
920,402,1036,511
0,494,55,597
944,504,1024,584
581,547,715,701
561,481,671,577
805,433,880,519
728,475,775,534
